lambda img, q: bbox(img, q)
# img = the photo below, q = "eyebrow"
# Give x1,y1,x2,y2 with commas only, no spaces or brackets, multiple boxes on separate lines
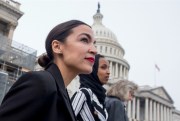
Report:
81,33,92,40
80,33,96,44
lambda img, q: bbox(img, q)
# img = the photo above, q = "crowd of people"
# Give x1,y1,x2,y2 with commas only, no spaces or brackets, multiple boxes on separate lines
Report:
0,19,138,121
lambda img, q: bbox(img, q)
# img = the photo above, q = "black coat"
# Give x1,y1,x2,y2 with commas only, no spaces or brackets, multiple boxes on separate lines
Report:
0,63,76,121
105,96,129,121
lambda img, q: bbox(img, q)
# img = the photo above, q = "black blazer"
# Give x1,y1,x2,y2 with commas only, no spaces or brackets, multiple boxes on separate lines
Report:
0,63,76,121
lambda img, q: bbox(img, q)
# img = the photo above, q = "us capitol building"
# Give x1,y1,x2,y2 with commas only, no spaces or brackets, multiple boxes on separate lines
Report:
0,1,180,121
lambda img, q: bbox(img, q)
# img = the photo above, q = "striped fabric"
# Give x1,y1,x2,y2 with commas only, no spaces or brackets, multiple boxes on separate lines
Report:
71,88,108,121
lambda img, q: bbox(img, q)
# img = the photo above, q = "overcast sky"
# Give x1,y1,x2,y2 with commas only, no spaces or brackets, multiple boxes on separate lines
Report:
14,0,180,110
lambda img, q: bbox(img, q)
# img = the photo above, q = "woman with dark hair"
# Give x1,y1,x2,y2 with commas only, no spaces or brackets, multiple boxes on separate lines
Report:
71,54,110,121
0,20,97,121
105,80,138,121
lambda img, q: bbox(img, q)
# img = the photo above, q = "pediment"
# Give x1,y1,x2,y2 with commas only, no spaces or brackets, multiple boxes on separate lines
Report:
150,86,173,103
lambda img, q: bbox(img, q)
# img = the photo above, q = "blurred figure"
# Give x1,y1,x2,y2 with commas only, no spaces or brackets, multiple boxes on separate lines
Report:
71,54,110,121
105,80,138,121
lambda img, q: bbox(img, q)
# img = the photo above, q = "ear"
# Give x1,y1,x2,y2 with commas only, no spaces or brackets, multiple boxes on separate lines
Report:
51,40,62,54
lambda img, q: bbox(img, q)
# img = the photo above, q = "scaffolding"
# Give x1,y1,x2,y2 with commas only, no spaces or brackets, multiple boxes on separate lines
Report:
0,71,8,103
0,34,37,103
0,34,37,71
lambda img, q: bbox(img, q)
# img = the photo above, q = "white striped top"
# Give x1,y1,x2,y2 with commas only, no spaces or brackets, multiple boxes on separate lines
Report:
71,88,108,121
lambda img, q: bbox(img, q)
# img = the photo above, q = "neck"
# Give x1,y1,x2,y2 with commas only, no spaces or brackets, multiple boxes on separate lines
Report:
61,70,76,87
55,60,77,87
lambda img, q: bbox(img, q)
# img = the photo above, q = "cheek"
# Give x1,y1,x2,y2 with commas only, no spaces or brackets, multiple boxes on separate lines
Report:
73,46,88,57
98,71,105,81
124,92,130,100
128,93,133,100
97,70,103,77
65,41,85,50
100,70,105,76
64,45,86,58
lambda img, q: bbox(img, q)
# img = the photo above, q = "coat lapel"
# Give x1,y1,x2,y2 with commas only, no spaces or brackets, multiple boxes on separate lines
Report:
46,63,76,121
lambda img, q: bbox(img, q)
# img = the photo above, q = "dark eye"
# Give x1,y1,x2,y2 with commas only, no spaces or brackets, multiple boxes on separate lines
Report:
100,65,107,69
81,38,89,43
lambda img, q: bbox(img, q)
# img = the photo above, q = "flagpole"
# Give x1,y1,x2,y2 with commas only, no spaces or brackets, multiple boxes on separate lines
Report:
154,65,156,87
154,64,160,87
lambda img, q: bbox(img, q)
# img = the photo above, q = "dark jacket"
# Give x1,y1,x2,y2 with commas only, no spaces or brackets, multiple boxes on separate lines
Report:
0,63,76,121
105,96,129,121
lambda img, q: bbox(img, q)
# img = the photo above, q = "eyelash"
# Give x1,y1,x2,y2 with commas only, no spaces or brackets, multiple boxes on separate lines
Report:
101,66,107,69
81,38,89,43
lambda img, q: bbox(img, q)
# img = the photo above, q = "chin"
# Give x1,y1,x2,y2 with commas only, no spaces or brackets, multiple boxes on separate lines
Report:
81,68,92,74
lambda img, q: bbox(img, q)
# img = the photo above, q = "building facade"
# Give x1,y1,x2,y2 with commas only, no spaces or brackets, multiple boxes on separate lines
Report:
0,0,37,103
128,85,180,121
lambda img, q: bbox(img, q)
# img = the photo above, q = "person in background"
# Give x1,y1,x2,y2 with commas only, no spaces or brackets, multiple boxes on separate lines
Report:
105,80,138,121
71,54,110,121
0,20,97,121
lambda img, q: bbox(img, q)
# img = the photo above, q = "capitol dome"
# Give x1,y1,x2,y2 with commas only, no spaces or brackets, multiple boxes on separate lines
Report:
91,3,130,86
91,4,119,45
92,20,118,42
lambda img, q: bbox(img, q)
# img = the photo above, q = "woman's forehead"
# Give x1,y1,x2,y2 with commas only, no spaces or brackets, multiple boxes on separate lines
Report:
72,24,93,34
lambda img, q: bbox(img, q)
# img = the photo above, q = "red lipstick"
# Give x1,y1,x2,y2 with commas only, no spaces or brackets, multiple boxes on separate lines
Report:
85,57,95,63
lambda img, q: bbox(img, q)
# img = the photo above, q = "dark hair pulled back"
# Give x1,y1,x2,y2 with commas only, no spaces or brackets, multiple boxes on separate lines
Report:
38,20,91,68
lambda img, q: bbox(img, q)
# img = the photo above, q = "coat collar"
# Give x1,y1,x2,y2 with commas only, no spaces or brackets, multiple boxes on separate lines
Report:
45,62,76,121
45,62,66,95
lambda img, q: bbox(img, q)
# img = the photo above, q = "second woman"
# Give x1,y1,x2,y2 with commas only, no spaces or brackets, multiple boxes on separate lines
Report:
71,54,110,121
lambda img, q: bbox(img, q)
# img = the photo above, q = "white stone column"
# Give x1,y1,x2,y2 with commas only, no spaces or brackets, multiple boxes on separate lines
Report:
145,98,149,121
124,67,126,79
136,98,140,121
169,108,172,121
132,98,136,120
153,101,157,121
7,24,16,45
116,63,118,78
164,106,166,121
110,61,112,78
149,99,152,121
125,68,127,79
167,107,169,121
123,66,126,78
121,66,123,79
126,68,129,79
102,46,105,53
127,101,132,121
100,46,102,53
113,63,115,77
120,64,122,78
161,104,164,121
122,66,124,79
157,103,160,121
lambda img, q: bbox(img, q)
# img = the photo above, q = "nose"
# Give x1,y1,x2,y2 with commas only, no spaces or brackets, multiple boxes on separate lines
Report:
89,44,97,55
